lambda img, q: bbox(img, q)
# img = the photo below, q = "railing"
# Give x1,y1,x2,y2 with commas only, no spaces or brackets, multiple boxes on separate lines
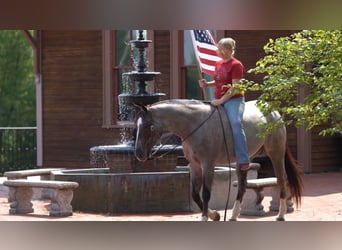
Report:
0,127,37,175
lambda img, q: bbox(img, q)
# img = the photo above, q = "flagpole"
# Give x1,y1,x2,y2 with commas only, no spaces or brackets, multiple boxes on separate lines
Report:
190,30,207,100
190,30,220,101
197,66,208,101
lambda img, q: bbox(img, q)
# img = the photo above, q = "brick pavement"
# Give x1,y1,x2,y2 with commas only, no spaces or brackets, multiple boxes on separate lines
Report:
0,171,341,221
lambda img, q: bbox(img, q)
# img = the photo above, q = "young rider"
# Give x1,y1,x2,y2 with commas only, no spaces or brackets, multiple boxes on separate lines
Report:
199,37,250,171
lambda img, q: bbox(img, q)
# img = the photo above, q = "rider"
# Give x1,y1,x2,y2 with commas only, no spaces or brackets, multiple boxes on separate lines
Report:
199,37,250,171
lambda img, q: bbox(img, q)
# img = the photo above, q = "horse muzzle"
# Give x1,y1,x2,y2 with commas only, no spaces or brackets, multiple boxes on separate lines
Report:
134,149,149,162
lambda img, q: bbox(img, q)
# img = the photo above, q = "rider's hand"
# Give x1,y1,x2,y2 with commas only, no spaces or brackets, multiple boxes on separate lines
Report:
211,100,221,106
198,79,207,88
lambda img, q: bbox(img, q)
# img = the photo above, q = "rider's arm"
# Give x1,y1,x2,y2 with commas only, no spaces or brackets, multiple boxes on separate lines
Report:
211,78,241,106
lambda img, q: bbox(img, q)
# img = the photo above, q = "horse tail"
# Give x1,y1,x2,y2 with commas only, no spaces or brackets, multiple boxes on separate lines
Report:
285,142,304,207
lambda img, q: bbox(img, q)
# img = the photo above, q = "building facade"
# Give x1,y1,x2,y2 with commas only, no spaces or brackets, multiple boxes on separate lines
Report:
27,30,341,172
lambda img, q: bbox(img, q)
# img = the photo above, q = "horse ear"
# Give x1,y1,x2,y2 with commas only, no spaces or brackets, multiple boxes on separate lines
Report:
132,102,148,115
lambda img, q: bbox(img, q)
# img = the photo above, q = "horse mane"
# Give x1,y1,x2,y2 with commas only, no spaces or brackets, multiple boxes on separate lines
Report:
148,99,212,113
150,99,207,107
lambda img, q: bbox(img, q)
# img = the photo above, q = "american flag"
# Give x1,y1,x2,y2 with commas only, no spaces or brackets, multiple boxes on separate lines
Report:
190,30,221,76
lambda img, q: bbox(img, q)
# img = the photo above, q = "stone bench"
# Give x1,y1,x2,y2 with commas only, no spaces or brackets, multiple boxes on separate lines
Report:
233,177,293,216
4,168,64,180
3,179,79,217
4,168,65,199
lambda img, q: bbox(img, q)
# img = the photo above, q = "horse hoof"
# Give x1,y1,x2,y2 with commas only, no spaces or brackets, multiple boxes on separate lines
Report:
276,217,285,221
229,218,237,221
212,213,220,221
201,216,208,221
208,210,220,221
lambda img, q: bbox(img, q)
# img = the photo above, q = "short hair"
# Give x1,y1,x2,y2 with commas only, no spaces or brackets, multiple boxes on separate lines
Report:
217,38,236,55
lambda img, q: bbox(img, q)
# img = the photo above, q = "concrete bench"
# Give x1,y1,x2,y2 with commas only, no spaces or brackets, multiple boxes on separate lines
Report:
4,168,64,180
4,168,65,199
233,177,293,216
3,179,79,217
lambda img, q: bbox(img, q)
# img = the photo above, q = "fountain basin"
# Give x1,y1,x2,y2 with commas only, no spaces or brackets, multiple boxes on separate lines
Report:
130,39,151,49
118,93,165,120
118,92,165,107
52,168,190,214
122,71,161,82
51,167,257,214
90,144,184,173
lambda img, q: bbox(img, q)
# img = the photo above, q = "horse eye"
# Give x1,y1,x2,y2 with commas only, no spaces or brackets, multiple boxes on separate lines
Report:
150,125,155,132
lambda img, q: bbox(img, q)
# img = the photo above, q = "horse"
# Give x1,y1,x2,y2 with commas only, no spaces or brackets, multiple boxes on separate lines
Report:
134,99,303,221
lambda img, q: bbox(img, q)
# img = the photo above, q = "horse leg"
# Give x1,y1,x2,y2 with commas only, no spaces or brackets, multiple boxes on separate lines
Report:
189,161,220,221
201,165,221,221
230,169,248,221
265,143,288,221
189,164,203,212
272,160,288,221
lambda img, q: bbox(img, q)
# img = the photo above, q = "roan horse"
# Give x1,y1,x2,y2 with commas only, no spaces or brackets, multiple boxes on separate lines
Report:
134,99,303,221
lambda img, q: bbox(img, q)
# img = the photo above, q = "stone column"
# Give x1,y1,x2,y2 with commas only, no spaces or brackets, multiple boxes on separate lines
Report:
49,189,74,216
8,187,34,214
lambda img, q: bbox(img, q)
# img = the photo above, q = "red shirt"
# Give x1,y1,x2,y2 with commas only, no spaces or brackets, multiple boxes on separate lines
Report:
213,57,245,99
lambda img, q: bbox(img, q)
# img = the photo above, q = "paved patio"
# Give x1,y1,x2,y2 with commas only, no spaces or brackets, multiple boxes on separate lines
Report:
0,171,341,221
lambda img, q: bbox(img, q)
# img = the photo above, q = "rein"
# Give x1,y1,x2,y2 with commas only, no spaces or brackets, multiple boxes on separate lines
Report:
216,105,232,221
151,103,217,158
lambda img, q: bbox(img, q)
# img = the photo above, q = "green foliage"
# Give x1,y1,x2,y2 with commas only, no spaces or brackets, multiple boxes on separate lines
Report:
0,30,36,173
0,30,35,126
245,30,342,136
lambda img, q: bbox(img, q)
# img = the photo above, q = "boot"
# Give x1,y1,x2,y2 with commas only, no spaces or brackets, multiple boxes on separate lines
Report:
239,163,251,172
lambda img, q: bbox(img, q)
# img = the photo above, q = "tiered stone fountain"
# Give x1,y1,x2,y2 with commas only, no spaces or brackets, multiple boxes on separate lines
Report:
118,30,165,123
52,31,245,215
89,30,182,174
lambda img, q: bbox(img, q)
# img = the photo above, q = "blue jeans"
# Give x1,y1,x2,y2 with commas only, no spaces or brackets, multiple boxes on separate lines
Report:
222,97,249,165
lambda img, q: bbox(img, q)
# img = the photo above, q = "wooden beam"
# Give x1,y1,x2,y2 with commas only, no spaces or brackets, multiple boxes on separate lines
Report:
102,30,114,128
20,30,37,49
170,30,181,99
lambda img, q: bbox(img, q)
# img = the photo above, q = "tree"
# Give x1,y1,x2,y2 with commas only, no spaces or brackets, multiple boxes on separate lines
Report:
0,30,36,173
245,30,342,136
0,30,35,127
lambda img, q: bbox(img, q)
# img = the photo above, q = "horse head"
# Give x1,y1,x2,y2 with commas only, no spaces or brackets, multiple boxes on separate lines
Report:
134,104,163,161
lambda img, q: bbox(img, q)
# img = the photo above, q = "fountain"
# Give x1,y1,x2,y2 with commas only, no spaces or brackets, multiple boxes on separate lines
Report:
52,31,250,215
89,30,180,174
118,30,165,124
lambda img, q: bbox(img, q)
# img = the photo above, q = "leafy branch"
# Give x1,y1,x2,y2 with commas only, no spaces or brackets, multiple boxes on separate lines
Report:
244,30,342,136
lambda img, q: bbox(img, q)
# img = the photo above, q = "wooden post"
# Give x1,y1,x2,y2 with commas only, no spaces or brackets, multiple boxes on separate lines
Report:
297,63,312,173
